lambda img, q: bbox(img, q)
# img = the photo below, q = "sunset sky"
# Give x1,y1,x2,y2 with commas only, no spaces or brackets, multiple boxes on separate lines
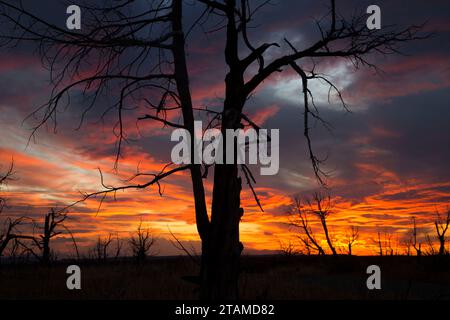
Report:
1,0,450,257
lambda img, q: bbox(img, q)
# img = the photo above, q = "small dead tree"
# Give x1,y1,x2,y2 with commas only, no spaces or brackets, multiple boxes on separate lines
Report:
33,209,67,264
301,238,313,256
291,198,325,255
279,239,300,256
411,216,422,256
94,234,114,261
0,162,33,258
345,226,359,256
129,222,155,262
307,193,338,256
375,232,395,256
0,163,14,256
425,234,437,256
0,161,14,214
435,208,450,256
403,238,412,256
0,218,26,257
114,234,123,260
386,233,394,256
376,232,383,256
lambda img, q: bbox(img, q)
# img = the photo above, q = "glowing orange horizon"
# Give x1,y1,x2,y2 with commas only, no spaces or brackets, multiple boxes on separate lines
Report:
1,140,449,257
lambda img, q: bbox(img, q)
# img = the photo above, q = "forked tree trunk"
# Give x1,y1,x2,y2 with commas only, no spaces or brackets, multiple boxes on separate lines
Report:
201,0,247,297
200,64,245,299
172,0,244,299
200,166,243,299
320,217,337,256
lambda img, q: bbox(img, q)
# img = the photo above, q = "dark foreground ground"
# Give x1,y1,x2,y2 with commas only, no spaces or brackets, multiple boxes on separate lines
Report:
0,255,449,300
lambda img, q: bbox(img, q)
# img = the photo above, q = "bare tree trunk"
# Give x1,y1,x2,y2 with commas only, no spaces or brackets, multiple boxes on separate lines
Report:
42,212,51,264
173,0,245,299
412,217,422,257
200,59,245,299
377,232,383,256
319,217,337,256
201,0,246,299
435,211,449,256
202,166,243,299
172,0,223,299
438,238,445,256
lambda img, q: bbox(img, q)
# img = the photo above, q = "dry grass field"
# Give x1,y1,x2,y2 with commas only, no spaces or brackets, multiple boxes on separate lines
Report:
1,255,449,300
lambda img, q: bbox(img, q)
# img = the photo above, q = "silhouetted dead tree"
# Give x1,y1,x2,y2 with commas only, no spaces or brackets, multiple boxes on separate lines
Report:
291,198,325,255
0,161,13,214
411,216,422,256
95,236,109,261
279,239,300,257
94,234,111,261
435,208,450,256
425,234,437,256
403,238,412,256
0,217,26,257
307,193,337,256
43,209,65,263
0,0,427,299
0,162,34,258
129,222,156,262
386,234,394,256
114,234,123,260
375,231,396,256
93,233,123,261
345,226,359,256
376,232,383,256
23,209,68,264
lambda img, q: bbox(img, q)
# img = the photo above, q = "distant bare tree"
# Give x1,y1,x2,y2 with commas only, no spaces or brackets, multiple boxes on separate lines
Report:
42,209,66,263
291,198,325,255
93,233,123,261
301,238,313,256
375,231,396,256
345,226,359,256
0,162,14,256
279,239,300,257
411,216,422,256
0,161,14,213
129,222,156,262
434,208,450,256
376,232,383,256
0,217,25,257
385,233,394,256
425,234,437,256
0,162,34,258
23,209,68,264
307,193,337,256
403,238,412,256
114,234,123,260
